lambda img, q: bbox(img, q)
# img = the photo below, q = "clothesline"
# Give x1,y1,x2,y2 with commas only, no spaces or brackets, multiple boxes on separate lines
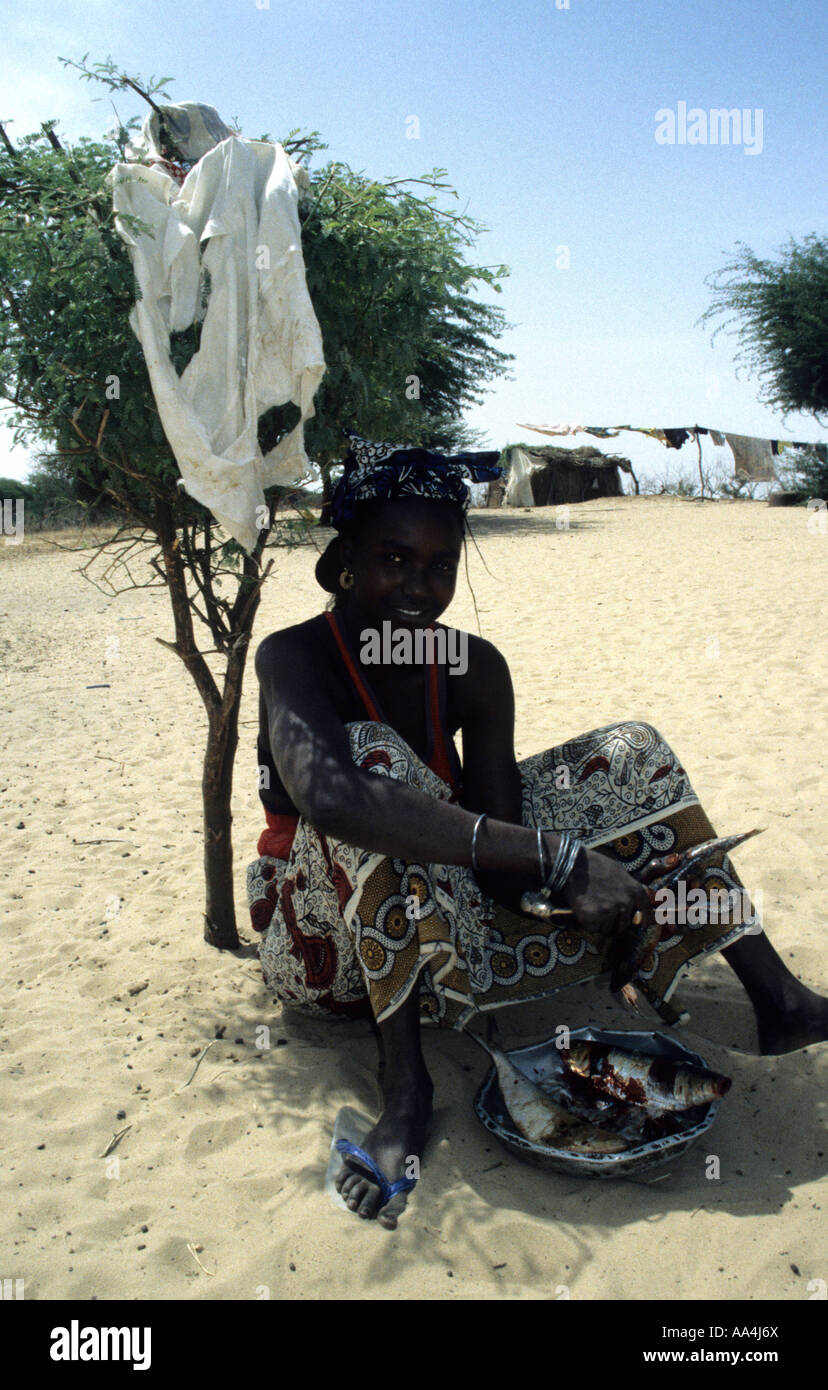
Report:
517,423,827,482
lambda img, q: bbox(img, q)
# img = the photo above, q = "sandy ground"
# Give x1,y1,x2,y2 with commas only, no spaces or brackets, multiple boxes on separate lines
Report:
1,496,826,1302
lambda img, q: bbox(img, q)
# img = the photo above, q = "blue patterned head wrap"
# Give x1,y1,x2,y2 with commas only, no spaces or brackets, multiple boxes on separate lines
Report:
329,433,502,530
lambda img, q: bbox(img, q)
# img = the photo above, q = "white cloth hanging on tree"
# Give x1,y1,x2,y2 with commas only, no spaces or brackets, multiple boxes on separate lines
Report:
124,102,234,167
111,132,325,552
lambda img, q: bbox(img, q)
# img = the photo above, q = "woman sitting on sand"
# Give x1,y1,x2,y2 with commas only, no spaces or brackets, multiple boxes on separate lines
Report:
249,435,828,1229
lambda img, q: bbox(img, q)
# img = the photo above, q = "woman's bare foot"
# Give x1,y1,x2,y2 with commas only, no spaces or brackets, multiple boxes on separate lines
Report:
722,932,828,1054
335,1070,432,1229
756,986,828,1055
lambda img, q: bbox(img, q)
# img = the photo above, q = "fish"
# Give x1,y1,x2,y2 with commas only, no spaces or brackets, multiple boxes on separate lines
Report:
519,829,764,992
646,829,763,892
468,1032,628,1154
562,1041,731,1112
607,829,764,990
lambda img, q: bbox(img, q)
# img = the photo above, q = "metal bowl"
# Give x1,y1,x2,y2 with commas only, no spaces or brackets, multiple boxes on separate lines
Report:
473,1026,725,1178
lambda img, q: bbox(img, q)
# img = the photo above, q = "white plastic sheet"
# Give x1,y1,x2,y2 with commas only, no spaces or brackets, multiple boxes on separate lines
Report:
112,135,325,551
504,447,539,506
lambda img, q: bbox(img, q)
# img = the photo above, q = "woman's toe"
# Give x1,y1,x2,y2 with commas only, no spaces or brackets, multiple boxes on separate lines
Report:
357,1184,383,1218
377,1190,409,1230
347,1179,370,1210
337,1172,354,1197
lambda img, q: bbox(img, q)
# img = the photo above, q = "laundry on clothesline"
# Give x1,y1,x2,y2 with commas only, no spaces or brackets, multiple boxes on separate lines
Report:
723,433,775,481
518,423,825,477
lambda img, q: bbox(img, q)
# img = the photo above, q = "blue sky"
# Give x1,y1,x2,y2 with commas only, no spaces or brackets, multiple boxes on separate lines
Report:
3,0,826,485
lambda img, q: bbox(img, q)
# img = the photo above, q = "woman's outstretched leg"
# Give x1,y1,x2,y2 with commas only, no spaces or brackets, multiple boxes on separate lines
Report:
636,854,828,1053
335,983,433,1229
515,722,828,1053
721,932,828,1054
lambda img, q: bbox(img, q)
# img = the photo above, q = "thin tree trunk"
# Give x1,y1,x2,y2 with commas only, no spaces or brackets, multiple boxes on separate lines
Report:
202,698,241,949
202,558,269,946
153,500,270,948
320,460,334,503
154,500,221,712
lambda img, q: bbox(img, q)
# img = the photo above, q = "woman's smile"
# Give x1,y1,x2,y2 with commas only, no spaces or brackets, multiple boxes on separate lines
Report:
384,601,434,624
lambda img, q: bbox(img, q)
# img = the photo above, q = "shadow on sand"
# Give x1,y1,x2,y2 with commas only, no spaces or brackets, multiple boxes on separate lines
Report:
466,505,616,539
189,936,826,1292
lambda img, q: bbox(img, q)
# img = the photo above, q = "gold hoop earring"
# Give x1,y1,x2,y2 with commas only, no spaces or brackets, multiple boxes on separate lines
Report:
338,568,354,590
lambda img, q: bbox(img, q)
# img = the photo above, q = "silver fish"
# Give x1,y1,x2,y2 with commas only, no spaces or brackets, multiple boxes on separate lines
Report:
564,1041,731,1112
469,1033,628,1154
647,829,764,892
608,829,764,989
520,830,763,992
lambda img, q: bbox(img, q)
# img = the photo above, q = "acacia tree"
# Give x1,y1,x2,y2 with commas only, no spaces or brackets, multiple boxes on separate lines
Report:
0,59,512,948
700,235,828,421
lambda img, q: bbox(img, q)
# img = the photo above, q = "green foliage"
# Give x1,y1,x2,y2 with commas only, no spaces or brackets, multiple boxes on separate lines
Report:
0,476,31,501
713,472,762,500
0,461,119,528
0,116,185,524
298,161,512,465
1,57,512,528
700,236,828,421
60,54,175,104
773,447,828,502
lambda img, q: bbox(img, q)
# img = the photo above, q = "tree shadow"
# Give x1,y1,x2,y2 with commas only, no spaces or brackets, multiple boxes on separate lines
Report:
186,944,826,1294
467,508,606,538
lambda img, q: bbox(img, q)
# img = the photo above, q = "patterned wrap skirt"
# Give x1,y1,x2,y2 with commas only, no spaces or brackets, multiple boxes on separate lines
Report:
247,720,758,1031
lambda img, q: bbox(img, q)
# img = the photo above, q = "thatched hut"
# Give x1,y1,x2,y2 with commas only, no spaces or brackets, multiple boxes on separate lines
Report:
492,444,635,507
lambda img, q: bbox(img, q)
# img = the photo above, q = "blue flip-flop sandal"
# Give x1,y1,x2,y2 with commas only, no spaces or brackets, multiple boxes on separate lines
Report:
335,1139,417,1209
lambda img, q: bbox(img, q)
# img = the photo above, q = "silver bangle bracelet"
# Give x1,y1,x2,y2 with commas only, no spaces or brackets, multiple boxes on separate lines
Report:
471,813,488,876
542,831,584,897
558,834,583,887
546,831,570,892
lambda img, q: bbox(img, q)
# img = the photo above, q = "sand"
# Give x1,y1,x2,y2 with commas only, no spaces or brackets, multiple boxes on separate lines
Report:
1,496,825,1301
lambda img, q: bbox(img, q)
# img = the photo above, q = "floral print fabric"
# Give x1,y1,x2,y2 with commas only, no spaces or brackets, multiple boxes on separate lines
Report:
248,720,756,1029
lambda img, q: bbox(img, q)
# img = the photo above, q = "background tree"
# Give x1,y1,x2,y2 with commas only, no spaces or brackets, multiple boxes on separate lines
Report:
0,58,512,947
772,446,828,504
700,235,828,500
0,457,117,529
700,234,828,421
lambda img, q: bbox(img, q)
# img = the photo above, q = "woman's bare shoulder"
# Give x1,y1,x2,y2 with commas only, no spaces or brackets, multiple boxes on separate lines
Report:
454,630,512,681
255,614,329,670
444,628,514,723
